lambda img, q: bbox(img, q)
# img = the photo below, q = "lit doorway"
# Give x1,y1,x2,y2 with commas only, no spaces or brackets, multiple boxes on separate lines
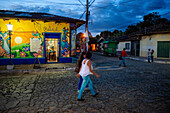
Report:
45,38,59,62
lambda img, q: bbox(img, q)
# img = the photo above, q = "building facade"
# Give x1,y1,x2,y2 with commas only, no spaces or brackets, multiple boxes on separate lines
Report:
0,10,85,65
140,33,170,58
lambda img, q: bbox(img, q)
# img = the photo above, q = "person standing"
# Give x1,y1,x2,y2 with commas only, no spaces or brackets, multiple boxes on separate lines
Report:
77,51,100,101
119,48,128,67
151,49,154,62
148,49,151,63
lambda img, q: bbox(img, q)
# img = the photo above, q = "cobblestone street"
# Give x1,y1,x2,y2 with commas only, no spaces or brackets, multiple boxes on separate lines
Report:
0,52,170,113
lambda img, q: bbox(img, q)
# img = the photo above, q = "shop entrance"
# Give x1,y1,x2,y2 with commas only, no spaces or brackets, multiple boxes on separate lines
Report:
45,38,59,62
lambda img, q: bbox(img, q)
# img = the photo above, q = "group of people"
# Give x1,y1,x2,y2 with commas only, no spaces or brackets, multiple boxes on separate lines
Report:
148,49,154,63
75,51,100,101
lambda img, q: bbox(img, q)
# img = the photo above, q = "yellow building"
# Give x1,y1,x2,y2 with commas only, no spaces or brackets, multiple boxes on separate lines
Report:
0,10,85,65
140,33,170,58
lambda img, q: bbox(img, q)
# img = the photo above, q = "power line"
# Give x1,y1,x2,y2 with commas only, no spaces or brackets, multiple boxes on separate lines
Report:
89,0,95,7
55,2,80,6
79,10,86,19
78,0,85,6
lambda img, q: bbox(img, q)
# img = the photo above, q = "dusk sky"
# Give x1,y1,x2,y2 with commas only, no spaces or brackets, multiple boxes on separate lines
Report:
0,0,170,36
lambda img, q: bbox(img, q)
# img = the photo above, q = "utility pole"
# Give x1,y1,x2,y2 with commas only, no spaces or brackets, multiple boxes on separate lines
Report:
85,0,89,52
86,0,89,33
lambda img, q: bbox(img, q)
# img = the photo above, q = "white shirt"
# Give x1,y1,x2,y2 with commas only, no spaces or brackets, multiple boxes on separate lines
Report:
79,59,93,77
148,50,151,56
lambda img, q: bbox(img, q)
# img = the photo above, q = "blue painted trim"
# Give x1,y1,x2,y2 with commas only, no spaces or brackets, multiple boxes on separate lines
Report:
44,32,62,60
0,58,46,65
59,36,61,57
59,57,72,63
43,34,46,59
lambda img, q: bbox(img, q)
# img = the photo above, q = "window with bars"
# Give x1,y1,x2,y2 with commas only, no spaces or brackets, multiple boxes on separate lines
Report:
125,43,130,50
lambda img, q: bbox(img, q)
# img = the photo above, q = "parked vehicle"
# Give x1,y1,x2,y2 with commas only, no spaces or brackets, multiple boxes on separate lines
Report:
103,41,118,56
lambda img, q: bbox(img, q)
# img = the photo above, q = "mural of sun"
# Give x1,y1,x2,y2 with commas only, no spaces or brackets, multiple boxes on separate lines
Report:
12,33,32,46
15,37,22,44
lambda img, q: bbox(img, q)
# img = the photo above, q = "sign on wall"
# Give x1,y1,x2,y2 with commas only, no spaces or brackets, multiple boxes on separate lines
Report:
30,38,41,52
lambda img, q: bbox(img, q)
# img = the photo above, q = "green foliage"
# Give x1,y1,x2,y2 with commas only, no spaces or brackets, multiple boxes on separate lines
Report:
95,12,169,38
125,12,169,34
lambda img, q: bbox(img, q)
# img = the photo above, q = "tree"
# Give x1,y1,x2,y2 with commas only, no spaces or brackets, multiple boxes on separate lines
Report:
100,31,112,40
143,12,161,27
112,30,123,40
95,35,100,40
125,12,169,35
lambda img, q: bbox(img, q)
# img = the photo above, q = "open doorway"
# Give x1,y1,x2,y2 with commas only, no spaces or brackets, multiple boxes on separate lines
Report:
45,38,59,62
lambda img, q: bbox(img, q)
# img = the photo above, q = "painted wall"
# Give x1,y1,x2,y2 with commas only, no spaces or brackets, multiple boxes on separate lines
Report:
117,41,131,52
71,30,76,56
0,19,70,60
140,33,170,58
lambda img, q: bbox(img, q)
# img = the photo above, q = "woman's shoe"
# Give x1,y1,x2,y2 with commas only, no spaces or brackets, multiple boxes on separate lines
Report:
77,98,85,101
92,93,99,97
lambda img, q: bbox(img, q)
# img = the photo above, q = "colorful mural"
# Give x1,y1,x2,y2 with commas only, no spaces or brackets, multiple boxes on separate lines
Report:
71,30,76,56
0,19,70,59
0,32,9,58
0,31,43,58
61,27,70,57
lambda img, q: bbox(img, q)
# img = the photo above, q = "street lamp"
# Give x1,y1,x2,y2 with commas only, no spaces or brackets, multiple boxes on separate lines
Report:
6,22,14,69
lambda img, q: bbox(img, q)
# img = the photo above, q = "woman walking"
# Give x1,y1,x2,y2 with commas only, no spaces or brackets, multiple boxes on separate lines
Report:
77,51,100,101
75,52,87,93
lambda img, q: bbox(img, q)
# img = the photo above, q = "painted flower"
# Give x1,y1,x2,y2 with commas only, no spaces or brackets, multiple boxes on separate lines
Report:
23,46,29,51
33,50,43,58
39,46,43,51
33,53,38,58
6,54,14,58
15,50,19,52
20,51,26,57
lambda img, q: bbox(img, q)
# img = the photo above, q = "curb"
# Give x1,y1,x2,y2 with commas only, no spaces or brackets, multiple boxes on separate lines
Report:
127,57,170,64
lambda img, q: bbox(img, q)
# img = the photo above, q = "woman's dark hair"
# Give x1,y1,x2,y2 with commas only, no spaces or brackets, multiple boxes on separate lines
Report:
75,52,86,73
86,51,92,59
79,52,86,61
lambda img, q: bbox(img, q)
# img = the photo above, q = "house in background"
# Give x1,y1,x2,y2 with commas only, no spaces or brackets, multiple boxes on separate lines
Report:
117,23,170,58
0,10,85,65
140,31,170,58
117,35,140,56
135,23,170,58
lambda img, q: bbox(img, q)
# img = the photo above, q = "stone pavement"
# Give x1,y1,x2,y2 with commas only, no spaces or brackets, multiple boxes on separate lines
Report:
0,52,170,112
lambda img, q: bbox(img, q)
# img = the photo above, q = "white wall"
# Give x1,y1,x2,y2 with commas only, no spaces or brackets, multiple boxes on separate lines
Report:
117,41,131,52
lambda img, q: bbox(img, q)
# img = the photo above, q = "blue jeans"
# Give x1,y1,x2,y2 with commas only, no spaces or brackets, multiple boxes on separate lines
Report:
77,75,96,99
78,76,88,91
120,57,126,66
148,56,151,62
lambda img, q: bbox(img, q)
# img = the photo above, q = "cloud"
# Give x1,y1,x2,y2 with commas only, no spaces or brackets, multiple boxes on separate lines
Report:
11,4,50,13
0,0,169,36
84,0,170,36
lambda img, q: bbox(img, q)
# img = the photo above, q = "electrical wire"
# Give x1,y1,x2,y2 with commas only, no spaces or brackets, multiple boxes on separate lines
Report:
78,0,85,6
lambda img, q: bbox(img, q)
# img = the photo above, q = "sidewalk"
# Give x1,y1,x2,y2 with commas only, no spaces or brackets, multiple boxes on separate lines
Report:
127,56,170,64
0,63,76,75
